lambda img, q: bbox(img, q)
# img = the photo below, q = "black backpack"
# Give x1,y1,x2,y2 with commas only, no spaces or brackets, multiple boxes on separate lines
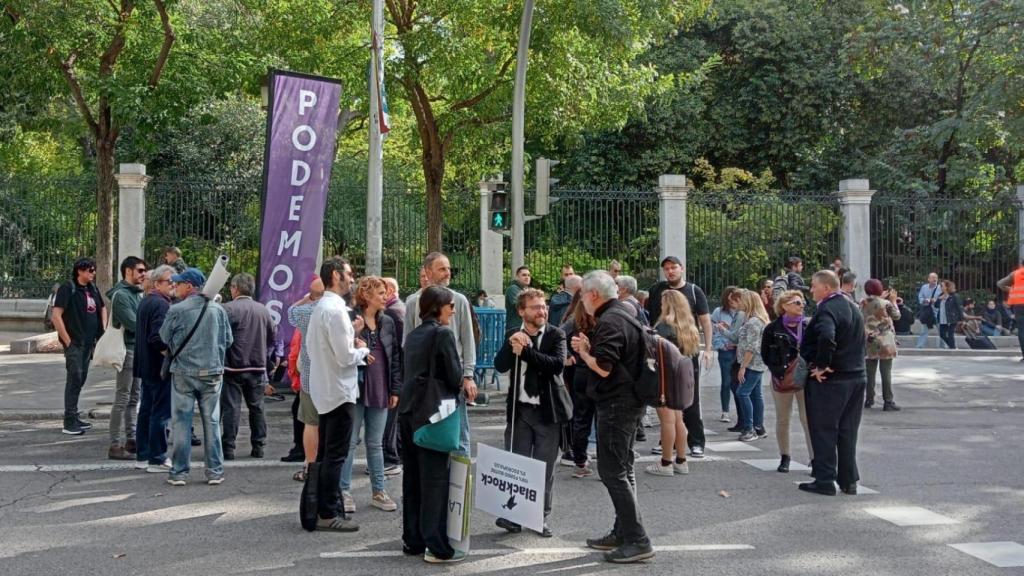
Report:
609,307,667,406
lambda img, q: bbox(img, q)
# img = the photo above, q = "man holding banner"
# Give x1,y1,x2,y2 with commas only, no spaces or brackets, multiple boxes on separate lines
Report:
493,288,569,538
571,271,655,564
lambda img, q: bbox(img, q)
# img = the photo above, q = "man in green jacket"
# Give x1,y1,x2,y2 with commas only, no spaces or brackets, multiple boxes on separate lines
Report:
106,256,147,460
505,266,531,330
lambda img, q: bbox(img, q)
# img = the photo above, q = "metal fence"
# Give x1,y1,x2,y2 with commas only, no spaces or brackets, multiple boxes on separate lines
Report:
144,176,481,297
687,190,843,307
521,188,661,293
0,174,97,298
870,194,1020,306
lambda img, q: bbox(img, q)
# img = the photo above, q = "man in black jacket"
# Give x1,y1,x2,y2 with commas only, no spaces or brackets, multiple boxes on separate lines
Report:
134,264,175,472
799,270,867,496
572,271,653,564
494,288,568,538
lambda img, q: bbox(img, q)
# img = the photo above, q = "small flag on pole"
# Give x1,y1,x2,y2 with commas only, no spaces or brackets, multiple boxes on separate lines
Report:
372,31,391,136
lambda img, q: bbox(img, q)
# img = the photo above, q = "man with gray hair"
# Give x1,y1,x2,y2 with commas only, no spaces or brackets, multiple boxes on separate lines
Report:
134,264,176,472
571,270,654,563
615,275,648,327
549,273,582,325
221,272,276,460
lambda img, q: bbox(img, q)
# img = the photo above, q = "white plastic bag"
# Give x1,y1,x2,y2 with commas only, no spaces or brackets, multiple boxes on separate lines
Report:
93,325,126,371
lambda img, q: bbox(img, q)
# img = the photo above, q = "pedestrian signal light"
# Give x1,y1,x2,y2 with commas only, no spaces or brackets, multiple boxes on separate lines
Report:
489,184,509,231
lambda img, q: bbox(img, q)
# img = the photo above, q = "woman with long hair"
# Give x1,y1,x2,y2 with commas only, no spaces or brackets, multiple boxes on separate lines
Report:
645,290,698,476
710,286,745,425
399,286,466,563
559,289,598,478
761,290,812,473
734,290,770,442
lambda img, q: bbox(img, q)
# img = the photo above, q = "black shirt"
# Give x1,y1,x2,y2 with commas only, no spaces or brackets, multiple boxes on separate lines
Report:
588,299,644,403
54,280,104,346
645,281,709,325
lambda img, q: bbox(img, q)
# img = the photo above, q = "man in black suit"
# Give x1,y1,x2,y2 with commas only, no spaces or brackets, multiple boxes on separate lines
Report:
494,288,568,538
799,270,867,496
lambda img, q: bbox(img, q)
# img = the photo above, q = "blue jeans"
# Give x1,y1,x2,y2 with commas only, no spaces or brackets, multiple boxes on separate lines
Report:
340,401,388,493
170,374,224,481
737,368,765,431
716,349,737,412
136,377,171,465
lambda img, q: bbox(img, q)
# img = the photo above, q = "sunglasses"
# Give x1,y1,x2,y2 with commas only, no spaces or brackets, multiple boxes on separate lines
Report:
135,267,147,273
786,300,806,306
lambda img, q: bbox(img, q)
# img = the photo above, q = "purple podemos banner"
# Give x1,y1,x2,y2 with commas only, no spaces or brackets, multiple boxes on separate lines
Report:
258,70,342,341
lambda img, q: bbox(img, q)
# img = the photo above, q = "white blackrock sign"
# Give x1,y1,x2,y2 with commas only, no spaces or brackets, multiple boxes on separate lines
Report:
473,443,546,532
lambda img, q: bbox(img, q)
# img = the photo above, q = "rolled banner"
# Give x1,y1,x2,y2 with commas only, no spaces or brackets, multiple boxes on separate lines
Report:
202,255,230,300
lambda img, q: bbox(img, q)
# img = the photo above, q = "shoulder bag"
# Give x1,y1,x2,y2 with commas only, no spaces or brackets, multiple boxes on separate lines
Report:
160,298,210,381
412,336,461,453
93,289,126,371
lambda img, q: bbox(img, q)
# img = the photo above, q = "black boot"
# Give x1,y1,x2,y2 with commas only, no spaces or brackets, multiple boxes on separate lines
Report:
777,454,791,473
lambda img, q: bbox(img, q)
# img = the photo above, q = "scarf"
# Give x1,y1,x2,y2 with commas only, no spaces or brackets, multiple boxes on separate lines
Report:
782,314,804,345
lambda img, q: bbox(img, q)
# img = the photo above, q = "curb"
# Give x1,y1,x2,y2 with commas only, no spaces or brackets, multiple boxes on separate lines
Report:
0,403,508,422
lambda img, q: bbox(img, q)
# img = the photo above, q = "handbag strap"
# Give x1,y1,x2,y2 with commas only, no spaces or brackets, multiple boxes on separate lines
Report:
658,338,666,404
169,297,210,364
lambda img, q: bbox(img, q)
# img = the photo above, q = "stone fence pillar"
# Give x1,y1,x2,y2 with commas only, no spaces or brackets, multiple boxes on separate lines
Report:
479,182,505,309
837,179,875,298
115,163,149,264
657,174,691,274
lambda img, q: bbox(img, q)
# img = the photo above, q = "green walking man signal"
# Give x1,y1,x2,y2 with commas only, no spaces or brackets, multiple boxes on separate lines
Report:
489,183,509,231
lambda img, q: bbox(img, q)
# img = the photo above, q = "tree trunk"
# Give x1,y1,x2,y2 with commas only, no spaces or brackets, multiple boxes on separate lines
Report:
422,144,445,253
95,137,116,294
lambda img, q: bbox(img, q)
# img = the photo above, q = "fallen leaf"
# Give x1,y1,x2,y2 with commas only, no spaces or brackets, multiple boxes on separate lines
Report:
112,553,126,559
718,490,730,498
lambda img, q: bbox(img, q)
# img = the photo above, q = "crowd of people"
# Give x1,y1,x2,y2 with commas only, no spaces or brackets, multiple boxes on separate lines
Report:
45,244,1024,565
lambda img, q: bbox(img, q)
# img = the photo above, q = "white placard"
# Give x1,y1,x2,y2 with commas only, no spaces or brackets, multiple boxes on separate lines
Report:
447,453,472,542
473,443,546,533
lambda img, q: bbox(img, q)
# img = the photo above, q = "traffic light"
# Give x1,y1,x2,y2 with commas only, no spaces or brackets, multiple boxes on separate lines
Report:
489,182,509,231
536,157,559,216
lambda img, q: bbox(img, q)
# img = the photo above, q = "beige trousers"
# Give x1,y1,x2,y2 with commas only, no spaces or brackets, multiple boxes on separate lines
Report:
772,388,812,460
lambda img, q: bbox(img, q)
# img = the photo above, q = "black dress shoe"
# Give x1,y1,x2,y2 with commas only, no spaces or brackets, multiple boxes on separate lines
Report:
251,446,264,459
864,398,874,408
540,524,553,538
798,481,837,496
726,425,744,433
223,451,236,461
883,402,901,412
280,452,305,463
840,484,858,495
191,433,202,447
495,518,522,533
403,545,425,556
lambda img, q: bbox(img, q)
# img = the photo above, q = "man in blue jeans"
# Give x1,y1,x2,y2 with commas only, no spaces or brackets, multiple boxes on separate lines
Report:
572,271,654,564
159,268,233,487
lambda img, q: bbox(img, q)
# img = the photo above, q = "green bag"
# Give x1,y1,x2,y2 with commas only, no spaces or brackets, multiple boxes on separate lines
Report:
413,408,461,453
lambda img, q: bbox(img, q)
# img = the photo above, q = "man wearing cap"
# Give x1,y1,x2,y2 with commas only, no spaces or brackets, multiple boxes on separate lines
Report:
160,268,233,486
645,256,713,458
51,257,107,436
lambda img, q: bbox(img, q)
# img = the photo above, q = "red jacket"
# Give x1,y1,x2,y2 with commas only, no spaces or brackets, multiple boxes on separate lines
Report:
288,333,302,392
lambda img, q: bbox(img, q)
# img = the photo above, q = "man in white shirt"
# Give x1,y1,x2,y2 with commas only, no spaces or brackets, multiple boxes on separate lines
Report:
306,257,369,532
404,252,478,455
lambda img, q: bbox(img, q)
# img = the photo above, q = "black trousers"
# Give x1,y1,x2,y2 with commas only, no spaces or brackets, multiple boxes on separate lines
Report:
504,403,560,519
63,342,94,420
400,416,454,559
570,368,596,466
683,356,706,449
939,324,957,349
805,372,866,488
383,405,402,466
595,395,648,545
220,371,267,452
287,393,304,457
317,402,356,520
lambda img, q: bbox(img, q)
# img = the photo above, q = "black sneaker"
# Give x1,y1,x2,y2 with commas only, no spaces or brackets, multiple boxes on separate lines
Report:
604,541,655,563
191,433,201,447
76,415,93,430
223,451,236,461
495,518,522,533
882,402,901,412
62,418,84,436
726,424,744,432
280,452,305,463
251,446,264,459
586,532,622,551
754,426,768,438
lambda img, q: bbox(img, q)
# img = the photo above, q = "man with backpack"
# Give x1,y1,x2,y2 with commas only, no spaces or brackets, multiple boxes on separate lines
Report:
572,271,653,564
645,256,712,458
772,257,810,302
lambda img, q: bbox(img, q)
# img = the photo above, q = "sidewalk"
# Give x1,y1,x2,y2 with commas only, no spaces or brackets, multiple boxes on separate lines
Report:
0,348,509,420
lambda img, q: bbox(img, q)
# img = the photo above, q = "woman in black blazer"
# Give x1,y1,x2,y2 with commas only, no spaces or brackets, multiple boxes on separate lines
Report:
937,280,963,349
398,286,465,564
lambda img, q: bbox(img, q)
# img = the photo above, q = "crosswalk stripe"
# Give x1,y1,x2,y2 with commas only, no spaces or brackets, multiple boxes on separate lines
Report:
320,544,755,559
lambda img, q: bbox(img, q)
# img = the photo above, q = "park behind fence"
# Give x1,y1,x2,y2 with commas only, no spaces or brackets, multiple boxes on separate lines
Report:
1,171,1020,310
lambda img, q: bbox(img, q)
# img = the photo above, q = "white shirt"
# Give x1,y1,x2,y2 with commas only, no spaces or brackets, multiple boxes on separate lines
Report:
306,291,370,414
516,326,544,406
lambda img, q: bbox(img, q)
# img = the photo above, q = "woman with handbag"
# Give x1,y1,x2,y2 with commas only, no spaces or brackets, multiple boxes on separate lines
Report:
735,290,770,443
862,279,902,411
645,290,697,476
398,286,466,564
937,280,964,350
338,276,402,513
761,290,812,473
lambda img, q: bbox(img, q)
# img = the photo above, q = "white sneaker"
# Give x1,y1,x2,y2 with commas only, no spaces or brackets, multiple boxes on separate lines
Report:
372,490,397,512
146,459,172,473
343,491,356,514
650,445,662,455
673,460,690,475
166,477,186,487
719,412,731,423
644,462,674,477
207,477,224,486
133,461,147,470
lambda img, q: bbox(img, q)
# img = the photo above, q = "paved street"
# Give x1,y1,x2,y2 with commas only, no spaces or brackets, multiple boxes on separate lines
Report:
1,354,1023,574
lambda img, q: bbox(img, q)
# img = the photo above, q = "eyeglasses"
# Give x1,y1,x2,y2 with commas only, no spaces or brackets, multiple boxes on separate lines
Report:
525,304,548,311
85,268,96,273
786,300,805,307
446,302,456,309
